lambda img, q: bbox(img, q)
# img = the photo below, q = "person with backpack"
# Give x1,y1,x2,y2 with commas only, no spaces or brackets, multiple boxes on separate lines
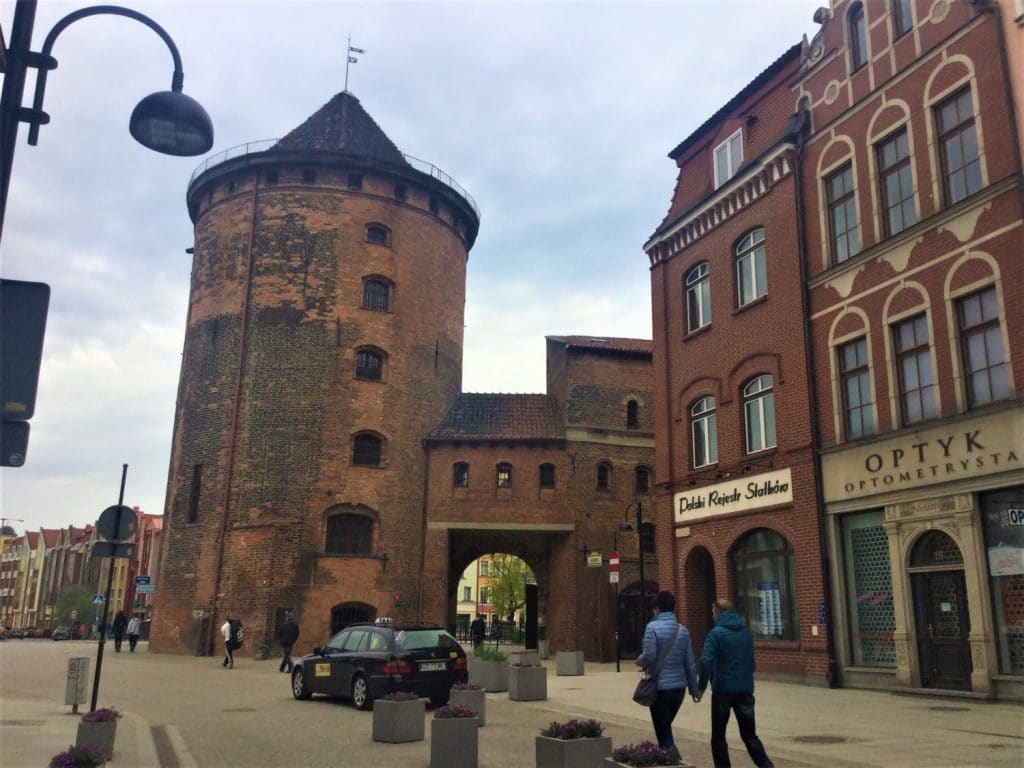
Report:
635,591,700,755
221,618,241,668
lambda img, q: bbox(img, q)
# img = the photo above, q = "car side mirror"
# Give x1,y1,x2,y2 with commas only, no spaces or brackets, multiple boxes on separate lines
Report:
313,646,322,656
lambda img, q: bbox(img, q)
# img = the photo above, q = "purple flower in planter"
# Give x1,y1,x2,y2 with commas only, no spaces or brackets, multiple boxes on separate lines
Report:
451,681,483,690
381,691,420,701
81,707,120,723
433,704,477,719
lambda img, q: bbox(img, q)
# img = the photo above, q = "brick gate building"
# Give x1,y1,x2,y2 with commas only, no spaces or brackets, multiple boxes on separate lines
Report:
151,92,655,660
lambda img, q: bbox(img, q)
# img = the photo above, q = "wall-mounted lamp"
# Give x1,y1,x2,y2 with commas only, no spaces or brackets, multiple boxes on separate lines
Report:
743,460,774,473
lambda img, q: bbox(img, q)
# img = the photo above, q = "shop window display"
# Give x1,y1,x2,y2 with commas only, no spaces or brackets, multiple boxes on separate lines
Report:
981,487,1024,676
731,529,798,641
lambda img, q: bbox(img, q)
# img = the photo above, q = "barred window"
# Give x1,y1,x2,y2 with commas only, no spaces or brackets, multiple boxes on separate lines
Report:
362,278,390,312
597,462,611,490
326,514,373,555
496,463,512,488
352,433,383,467
453,462,469,488
355,349,383,381
635,466,651,494
366,224,389,245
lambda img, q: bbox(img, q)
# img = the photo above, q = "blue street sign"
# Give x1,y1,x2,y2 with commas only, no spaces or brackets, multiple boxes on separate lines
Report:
92,595,105,605
134,575,151,586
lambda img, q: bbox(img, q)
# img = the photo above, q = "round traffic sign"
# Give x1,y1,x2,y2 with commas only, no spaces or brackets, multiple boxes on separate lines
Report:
97,504,137,541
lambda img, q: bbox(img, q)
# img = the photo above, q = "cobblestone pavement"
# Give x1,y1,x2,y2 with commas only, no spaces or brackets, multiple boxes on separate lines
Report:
1,639,1021,767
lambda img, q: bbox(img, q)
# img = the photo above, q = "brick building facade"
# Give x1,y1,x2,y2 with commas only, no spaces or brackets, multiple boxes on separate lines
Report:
152,93,656,661
645,0,1022,698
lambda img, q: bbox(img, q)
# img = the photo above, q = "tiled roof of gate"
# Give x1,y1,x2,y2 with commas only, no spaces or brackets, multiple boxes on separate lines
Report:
547,335,653,355
430,394,562,441
273,91,409,166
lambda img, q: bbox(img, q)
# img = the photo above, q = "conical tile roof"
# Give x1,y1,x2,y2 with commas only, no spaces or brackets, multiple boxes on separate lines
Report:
273,91,409,166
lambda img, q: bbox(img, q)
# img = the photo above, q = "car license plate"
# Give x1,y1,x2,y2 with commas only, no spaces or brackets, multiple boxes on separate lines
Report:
419,661,446,672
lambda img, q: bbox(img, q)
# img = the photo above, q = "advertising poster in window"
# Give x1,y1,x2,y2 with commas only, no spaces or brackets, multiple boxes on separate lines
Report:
757,581,783,637
985,506,1024,577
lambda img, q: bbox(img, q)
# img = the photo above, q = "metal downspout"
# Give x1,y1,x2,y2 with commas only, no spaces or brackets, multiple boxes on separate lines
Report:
206,180,260,653
793,111,840,687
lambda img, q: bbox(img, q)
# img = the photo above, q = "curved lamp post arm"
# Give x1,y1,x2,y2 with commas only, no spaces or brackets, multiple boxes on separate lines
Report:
27,5,186,145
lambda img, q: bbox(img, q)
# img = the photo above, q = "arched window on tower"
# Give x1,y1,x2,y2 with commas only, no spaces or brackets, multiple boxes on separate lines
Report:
366,223,390,245
352,433,384,467
597,462,612,491
325,512,374,555
355,348,384,381
635,465,651,494
362,277,392,312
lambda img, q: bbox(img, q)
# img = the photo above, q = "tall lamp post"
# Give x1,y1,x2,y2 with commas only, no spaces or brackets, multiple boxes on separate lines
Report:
0,0,215,242
614,520,633,672
625,501,647,656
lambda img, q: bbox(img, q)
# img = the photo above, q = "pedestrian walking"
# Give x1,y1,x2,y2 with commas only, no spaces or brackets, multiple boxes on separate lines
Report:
221,618,234,668
470,615,486,650
635,590,700,756
697,599,774,768
276,611,299,673
112,611,128,653
126,614,142,652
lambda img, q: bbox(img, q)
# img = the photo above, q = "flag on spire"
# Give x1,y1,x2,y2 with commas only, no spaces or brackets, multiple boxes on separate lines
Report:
345,35,366,91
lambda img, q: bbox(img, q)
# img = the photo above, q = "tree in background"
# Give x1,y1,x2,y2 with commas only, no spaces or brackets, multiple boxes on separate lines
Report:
55,584,94,627
489,554,531,623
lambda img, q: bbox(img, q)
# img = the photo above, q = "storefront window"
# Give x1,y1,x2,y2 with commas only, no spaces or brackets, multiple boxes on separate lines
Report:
731,529,798,641
981,487,1024,676
841,510,896,667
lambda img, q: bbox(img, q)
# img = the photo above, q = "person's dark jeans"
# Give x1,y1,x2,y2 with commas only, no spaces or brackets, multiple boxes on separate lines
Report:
648,687,685,750
128,634,139,652
279,643,294,672
710,692,773,768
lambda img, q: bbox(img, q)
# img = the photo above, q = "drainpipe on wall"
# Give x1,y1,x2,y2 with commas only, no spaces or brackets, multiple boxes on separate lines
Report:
791,106,840,688
206,179,260,655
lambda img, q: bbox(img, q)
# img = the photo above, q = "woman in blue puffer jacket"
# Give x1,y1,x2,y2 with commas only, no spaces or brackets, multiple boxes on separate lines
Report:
635,590,700,754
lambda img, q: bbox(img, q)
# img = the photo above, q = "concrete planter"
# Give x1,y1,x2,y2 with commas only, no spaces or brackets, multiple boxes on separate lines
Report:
468,658,508,692
538,639,550,660
510,650,539,667
449,687,486,725
556,650,585,676
372,698,425,743
509,665,547,701
76,719,117,760
536,735,612,767
430,716,479,768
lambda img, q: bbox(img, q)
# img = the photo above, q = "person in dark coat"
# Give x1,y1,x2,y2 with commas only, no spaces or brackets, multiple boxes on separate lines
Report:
635,591,699,754
470,615,486,649
276,611,300,673
697,599,774,768
111,611,128,652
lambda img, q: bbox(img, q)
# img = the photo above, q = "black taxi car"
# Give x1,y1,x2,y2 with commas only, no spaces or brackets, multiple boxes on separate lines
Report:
290,621,468,709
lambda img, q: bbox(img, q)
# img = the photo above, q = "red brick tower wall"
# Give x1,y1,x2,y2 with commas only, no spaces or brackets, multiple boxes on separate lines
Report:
152,111,477,653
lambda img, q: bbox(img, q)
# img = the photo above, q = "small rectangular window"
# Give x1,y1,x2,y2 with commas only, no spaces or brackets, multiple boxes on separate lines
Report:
429,196,440,215
453,462,469,488
539,463,555,488
850,3,868,70
826,164,861,264
496,464,512,488
957,287,1009,407
394,183,407,201
713,129,743,188
876,129,917,237
839,338,875,439
936,88,982,206
892,0,913,38
348,173,363,190
893,314,936,425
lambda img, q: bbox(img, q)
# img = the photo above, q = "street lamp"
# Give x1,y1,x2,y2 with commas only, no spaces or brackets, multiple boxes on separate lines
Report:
614,520,632,672
0,0,215,241
625,501,648,657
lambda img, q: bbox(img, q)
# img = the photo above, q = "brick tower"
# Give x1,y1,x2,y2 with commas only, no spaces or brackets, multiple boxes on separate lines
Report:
151,92,480,653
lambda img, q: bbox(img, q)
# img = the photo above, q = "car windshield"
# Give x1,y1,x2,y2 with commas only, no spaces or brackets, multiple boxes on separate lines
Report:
394,629,459,650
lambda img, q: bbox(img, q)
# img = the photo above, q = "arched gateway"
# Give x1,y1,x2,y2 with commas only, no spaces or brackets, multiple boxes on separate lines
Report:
150,90,655,660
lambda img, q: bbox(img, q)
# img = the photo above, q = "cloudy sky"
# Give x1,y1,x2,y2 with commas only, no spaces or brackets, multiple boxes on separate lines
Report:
1,0,817,532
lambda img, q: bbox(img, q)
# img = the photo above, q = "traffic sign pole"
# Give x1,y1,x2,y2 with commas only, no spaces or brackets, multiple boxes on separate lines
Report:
90,463,128,713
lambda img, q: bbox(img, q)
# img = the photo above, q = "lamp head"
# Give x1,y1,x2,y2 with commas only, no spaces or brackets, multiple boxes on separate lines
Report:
618,521,634,532
129,90,214,156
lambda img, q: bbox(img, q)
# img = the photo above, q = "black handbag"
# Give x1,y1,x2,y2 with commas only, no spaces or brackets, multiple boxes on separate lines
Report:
633,624,680,706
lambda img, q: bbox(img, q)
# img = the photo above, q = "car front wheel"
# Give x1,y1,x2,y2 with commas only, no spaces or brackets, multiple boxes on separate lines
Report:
291,667,312,700
351,674,373,710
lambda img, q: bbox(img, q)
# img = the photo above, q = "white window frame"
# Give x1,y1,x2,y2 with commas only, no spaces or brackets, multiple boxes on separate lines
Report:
736,228,767,306
743,375,777,454
691,396,718,468
685,262,711,333
714,129,744,189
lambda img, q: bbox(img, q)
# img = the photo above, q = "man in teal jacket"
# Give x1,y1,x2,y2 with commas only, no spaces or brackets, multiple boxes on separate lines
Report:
697,599,774,768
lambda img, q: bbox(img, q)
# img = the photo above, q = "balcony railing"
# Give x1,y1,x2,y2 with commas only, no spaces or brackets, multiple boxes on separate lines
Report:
189,141,478,219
